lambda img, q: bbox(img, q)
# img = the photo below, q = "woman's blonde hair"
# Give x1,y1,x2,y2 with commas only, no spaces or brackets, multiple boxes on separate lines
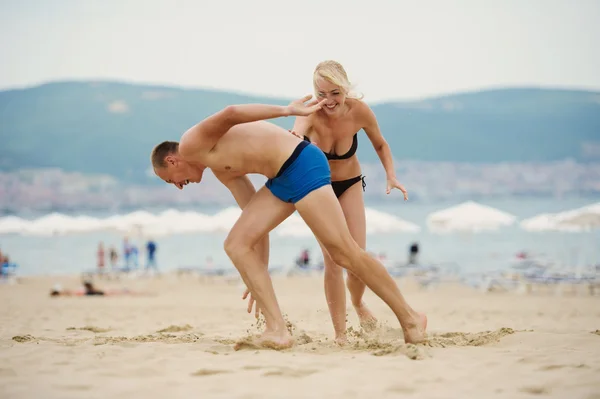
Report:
313,60,363,100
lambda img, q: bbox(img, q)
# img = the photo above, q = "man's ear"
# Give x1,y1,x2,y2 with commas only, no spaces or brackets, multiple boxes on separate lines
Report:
165,155,177,166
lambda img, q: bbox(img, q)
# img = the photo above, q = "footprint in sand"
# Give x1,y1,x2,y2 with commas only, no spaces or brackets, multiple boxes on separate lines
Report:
371,343,424,360
242,365,264,370
52,384,92,391
67,326,111,333
157,324,193,333
261,367,318,378
520,386,551,395
12,335,36,343
539,365,566,371
386,384,416,394
191,369,230,377
426,327,515,347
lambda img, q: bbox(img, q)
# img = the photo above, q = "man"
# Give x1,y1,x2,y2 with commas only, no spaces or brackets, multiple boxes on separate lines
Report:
146,239,158,272
151,95,426,349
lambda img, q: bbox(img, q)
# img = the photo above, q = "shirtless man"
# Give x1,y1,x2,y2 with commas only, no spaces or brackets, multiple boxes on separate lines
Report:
151,95,427,349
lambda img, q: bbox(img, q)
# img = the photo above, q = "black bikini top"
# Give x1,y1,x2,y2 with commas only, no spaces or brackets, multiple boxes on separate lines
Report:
303,134,358,160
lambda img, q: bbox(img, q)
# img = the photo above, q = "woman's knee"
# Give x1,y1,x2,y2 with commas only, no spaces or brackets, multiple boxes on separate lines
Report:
346,270,363,285
324,260,344,278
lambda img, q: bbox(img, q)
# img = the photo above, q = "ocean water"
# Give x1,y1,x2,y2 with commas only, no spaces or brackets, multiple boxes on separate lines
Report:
0,196,598,277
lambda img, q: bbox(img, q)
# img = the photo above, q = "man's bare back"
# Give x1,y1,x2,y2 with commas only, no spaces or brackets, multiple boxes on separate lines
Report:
180,121,304,178
150,97,427,348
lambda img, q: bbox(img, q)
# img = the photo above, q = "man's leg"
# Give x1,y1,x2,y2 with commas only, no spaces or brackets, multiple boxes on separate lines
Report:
294,185,426,344
224,186,295,348
246,231,271,326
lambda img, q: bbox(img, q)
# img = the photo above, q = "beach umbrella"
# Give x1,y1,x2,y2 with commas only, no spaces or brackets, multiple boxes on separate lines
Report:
22,213,108,236
426,201,516,234
555,202,600,231
519,213,581,233
0,216,31,235
275,208,420,237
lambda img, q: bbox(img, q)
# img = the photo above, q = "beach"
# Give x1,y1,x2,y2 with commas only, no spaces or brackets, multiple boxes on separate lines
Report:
1,274,599,399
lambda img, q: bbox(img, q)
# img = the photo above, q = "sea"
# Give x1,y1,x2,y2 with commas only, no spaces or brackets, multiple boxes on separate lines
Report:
1,196,598,277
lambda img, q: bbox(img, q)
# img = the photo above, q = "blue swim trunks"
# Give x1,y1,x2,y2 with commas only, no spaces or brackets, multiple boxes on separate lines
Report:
266,140,331,203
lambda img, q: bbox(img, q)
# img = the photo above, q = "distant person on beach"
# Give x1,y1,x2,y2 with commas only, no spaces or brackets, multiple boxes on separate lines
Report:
1,252,17,279
150,94,426,349
296,248,310,269
409,242,420,265
123,237,132,268
50,281,106,296
131,245,139,268
281,60,409,343
109,246,119,268
146,239,158,271
49,280,146,297
97,242,105,273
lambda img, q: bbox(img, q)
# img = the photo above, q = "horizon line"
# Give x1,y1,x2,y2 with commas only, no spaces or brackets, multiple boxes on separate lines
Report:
1,78,600,104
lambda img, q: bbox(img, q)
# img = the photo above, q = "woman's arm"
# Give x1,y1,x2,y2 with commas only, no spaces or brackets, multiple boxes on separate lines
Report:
360,103,408,199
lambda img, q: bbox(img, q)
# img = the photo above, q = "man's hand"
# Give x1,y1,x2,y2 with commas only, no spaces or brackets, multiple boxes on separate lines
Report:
286,95,326,116
289,130,320,148
242,287,261,319
386,177,409,200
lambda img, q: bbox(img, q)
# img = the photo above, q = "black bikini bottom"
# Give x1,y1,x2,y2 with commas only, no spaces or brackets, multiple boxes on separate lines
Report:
331,175,366,198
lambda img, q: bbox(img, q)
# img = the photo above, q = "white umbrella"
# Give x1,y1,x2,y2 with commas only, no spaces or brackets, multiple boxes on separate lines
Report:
426,201,516,234
155,209,214,234
274,207,420,237
519,213,581,233
0,216,31,235
365,208,421,234
209,207,242,232
275,213,312,237
555,202,600,231
520,203,600,272
105,210,161,234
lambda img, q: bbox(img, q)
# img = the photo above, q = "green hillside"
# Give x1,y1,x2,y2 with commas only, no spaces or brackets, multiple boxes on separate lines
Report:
1,82,599,183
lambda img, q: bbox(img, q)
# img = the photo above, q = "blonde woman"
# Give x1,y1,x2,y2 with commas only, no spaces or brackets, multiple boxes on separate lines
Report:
293,61,408,344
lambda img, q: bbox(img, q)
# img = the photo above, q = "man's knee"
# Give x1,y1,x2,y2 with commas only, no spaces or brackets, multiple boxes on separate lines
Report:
223,232,251,260
327,241,359,271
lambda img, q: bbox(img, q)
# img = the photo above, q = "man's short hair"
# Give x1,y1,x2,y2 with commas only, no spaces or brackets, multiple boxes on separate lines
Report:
151,141,179,168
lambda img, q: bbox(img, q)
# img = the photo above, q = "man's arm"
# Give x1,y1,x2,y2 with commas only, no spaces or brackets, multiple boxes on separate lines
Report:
180,95,326,156
214,172,270,316
291,115,313,139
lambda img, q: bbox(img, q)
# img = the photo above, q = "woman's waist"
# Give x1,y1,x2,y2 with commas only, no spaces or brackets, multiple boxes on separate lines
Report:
329,158,362,181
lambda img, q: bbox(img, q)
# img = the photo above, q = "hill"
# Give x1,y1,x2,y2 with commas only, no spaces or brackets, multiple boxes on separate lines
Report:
1,82,599,184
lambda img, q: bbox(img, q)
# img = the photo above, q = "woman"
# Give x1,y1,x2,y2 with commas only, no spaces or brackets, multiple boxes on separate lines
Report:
245,60,409,344
294,60,409,344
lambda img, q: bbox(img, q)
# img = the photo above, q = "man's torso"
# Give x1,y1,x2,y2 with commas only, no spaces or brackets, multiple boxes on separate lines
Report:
202,121,303,179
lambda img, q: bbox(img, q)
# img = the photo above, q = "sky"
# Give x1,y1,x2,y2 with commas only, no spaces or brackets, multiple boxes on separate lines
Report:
1,0,599,102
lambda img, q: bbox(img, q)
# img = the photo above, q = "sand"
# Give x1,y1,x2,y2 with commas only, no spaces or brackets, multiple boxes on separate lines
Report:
1,274,599,399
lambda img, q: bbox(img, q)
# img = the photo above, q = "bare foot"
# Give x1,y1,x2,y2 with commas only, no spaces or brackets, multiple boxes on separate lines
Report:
402,312,428,344
354,301,378,332
334,333,348,346
246,330,294,350
234,331,294,351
